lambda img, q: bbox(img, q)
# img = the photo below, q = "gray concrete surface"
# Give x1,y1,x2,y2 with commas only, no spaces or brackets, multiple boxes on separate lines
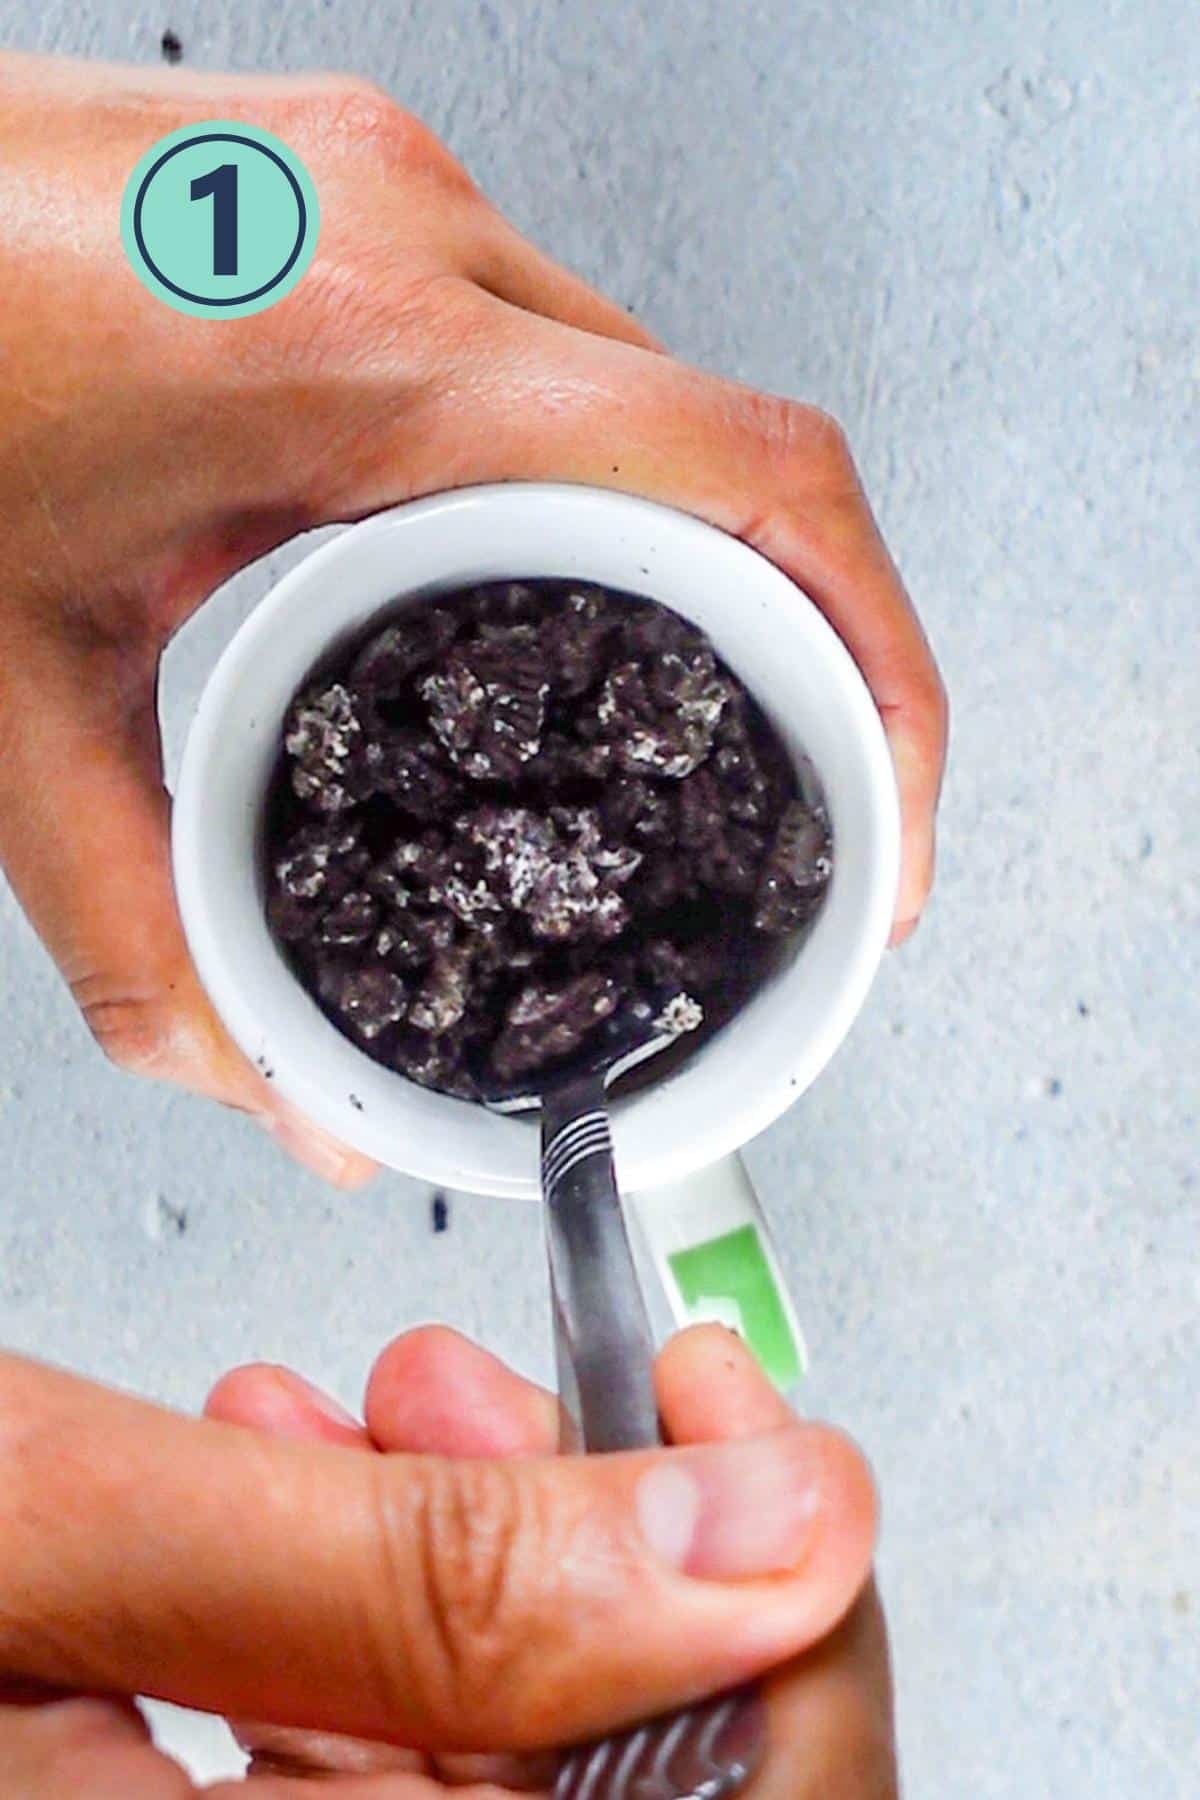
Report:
0,2,1196,1793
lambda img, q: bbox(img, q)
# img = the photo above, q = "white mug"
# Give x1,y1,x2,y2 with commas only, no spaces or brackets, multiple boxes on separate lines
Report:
172,484,900,1382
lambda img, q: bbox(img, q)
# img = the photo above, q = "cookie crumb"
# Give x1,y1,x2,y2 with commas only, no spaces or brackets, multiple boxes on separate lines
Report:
266,579,831,1096
655,992,704,1038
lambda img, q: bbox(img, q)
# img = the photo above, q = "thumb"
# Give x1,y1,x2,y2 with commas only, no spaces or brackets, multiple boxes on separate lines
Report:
0,622,374,1188
0,1350,874,1753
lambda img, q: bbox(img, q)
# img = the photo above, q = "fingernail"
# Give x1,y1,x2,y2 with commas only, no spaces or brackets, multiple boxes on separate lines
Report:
636,1430,823,1581
266,1117,378,1189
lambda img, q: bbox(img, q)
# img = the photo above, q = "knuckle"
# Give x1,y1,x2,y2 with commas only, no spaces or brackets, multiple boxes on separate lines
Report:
290,74,402,147
739,391,856,479
800,402,855,469
374,1457,556,1738
295,77,474,195
212,79,482,408
411,1459,538,1724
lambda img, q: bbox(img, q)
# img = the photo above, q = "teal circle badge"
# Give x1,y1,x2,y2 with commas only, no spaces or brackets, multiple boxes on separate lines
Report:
120,121,319,318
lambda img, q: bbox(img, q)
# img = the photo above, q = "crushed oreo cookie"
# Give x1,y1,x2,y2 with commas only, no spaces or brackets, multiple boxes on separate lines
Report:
265,581,832,1097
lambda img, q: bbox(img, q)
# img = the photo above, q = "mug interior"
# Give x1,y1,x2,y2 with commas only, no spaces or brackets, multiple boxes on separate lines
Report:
172,485,899,1198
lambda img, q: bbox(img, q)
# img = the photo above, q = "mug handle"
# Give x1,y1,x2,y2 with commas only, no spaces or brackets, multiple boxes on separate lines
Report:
627,1155,808,1398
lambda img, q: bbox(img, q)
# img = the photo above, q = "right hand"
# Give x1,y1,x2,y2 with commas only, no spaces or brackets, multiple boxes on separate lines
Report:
0,1327,887,1794
0,52,947,1187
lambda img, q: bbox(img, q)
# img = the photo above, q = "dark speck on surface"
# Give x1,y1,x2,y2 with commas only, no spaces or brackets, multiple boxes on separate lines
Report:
349,1094,364,1112
1077,1000,1090,1017
154,1194,188,1237
1046,1076,1063,1097
160,28,183,62
431,1191,449,1233
1139,832,1153,860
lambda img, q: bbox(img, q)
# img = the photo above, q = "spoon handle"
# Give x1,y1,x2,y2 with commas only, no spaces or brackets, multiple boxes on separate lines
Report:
541,1072,659,1454
540,1078,767,1800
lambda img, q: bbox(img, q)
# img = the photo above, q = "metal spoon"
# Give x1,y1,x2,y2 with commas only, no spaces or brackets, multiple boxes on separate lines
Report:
485,997,767,1800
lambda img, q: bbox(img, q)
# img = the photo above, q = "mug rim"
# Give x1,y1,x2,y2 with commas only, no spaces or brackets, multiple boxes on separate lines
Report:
172,483,900,1197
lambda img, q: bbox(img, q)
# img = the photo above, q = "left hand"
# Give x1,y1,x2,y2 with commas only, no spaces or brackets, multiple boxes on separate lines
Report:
0,51,946,1191
0,1325,896,1795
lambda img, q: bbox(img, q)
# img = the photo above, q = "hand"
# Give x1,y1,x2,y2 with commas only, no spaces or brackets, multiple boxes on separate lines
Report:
0,1327,890,1795
0,51,947,1185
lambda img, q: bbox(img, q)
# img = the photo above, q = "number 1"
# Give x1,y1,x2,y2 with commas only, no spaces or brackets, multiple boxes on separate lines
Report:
190,162,239,276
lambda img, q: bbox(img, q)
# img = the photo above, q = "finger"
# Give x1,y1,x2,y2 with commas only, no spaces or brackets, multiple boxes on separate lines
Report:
750,1583,897,1800
362,1328,891,1794
656,1324,795,1444
471,210,663,351
208,1337,875,1795
654,1333,897,1796
238,1725,427,1783
884,703,946,942
204,1364,369,1449
207,1368,429,1782
0,1687,446,1799
0,1348,874,1753
0,625,377,1189
364,1329,561,1790
390,1327,881,1792
216,1341,553,1788
0,1688,196,1800
364,1326,560,1457
238,1727,551,1794
219,1774,488,1799
329,302,946,934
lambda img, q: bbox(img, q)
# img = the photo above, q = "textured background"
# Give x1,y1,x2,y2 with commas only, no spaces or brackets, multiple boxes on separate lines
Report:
0,2,1196,1793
